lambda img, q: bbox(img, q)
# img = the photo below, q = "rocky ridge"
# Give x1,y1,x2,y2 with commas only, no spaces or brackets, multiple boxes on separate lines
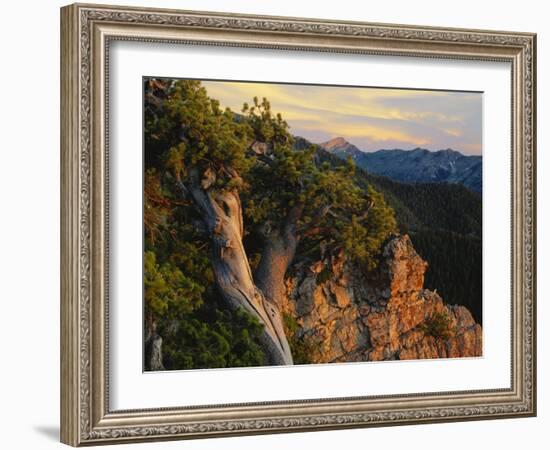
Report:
282,234,482,363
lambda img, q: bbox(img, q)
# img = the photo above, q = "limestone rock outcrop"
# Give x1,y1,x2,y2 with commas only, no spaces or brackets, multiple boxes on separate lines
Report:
282,234,482,363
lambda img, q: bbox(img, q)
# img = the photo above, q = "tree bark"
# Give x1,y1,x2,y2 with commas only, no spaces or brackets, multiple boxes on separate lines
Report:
254,204,303,311
145,334,165,371
180,169,293,365
144,316,165,371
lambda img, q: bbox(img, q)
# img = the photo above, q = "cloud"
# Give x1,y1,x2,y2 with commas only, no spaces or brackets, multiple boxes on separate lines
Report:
201,79,482,155
443,128,463,137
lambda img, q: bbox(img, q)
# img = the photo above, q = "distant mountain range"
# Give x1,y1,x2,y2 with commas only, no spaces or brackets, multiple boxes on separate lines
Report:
318,137,482,193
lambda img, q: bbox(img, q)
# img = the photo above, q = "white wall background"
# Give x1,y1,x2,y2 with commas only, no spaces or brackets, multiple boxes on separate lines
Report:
0,0,546,449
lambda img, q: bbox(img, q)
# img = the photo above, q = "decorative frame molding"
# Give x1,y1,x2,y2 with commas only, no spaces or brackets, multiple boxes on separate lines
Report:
60,3,536,446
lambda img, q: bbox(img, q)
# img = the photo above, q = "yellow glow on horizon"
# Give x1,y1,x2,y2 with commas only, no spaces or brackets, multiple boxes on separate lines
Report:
293,119,430,146
200,79,481,154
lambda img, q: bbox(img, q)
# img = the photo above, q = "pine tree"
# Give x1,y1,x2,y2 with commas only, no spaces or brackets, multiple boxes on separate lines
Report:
143,78,399,369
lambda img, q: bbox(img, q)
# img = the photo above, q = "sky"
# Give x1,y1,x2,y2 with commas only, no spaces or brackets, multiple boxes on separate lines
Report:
201,80,482,156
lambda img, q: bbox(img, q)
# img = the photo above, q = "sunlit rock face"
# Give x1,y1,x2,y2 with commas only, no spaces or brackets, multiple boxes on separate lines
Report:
282,234,482,364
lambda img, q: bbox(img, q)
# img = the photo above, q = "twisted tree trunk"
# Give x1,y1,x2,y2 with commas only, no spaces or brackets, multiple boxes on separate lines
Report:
254,204,303,311
179,168,293,365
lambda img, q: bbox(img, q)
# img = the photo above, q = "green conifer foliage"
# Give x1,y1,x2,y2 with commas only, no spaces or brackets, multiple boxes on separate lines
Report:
242,98,397,271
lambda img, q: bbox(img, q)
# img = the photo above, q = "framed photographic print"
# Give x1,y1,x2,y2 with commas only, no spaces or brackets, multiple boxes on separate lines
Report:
60,3,537,446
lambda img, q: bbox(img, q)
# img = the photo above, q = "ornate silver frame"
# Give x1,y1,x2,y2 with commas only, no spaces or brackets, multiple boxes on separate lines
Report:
60,3,536,446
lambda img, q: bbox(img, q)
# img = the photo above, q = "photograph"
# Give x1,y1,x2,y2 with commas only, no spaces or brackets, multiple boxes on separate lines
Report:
143,78,483,371
55,2,537,446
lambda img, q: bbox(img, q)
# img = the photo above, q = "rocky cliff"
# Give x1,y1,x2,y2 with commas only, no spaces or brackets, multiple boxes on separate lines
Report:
282,234,482,363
